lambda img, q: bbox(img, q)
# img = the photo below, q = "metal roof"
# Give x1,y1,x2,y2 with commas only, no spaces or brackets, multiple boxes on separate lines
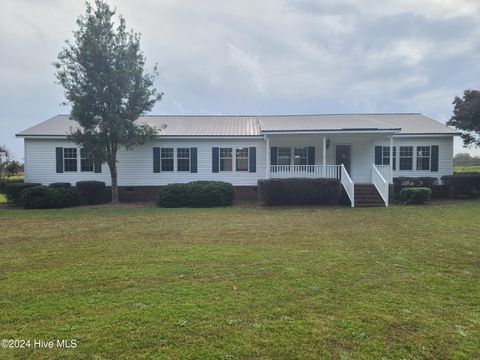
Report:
16,113,458,137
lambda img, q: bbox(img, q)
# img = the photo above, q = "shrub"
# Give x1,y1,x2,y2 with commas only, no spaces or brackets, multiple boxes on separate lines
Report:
49,182,72,189
20,186,79,209
157,181,235,208
76,181,107,204
3,183,41,203
393,176,447,199
398,187,432,204
257,178,341,206
442,174,480,198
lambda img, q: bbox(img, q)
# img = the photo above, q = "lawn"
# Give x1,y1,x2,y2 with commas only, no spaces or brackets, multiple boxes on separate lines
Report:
454,165,480,173
0,204,479,359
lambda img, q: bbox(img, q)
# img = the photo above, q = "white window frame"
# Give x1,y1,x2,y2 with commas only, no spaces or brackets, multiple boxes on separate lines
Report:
416,146,431,171
219,147,233,172
161,148,174,172
293,146,308,165
236,147,249,172
399,146,413,171
63,148,78,172
277,147,291,166
177,148,190,172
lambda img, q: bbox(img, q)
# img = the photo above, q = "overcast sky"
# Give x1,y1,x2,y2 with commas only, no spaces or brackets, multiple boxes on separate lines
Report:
1,0,480,159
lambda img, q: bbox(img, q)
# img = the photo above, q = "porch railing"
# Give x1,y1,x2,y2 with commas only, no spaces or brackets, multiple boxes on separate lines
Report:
269,165,341,179
375,165,391,183
372,164,389,207
341,164,355,208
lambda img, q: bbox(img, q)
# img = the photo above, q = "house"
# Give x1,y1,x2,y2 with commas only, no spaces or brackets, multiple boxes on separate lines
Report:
16,113,458,207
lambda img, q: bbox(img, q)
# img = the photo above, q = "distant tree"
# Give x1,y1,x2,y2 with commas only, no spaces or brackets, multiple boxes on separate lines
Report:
6,161,21,177
448,90,480,148
0,146,12,186
54,0,162,203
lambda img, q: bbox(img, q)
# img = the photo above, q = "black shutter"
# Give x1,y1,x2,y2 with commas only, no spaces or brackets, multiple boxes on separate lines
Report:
431,145,439,172
212,147,219,173
153,147,160,173
56,147,63,173
307,146,315,165
190,147,197,173
375,146,382,165
249,147,256,172
270,147,278,165
393,146,396,171
94,158,102,173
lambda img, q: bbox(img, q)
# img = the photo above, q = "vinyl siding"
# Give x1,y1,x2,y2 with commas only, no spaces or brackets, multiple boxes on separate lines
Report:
24,138,266,186
24,135,454,186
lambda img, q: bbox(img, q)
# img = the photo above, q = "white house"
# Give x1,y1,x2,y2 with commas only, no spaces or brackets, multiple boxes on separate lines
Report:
16,113,458,207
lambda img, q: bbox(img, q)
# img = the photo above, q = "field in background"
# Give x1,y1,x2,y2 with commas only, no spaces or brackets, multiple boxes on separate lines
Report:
1,204,479,359
454,165,480,173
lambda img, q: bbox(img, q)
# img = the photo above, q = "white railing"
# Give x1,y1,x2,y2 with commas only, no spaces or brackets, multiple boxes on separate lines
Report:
372,164,389,207
269,165,341,179
376,165,391,183
340,164,355,208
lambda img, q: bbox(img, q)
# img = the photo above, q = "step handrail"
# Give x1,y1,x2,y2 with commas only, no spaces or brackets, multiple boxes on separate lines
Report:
340,164,355,208
371,164,389,207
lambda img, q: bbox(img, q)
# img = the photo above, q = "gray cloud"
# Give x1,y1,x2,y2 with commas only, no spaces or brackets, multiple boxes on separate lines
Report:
1,0,479,158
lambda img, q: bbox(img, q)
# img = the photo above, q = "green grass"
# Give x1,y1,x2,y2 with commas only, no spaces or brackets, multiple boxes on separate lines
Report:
454,165,480,173
1,204,479,359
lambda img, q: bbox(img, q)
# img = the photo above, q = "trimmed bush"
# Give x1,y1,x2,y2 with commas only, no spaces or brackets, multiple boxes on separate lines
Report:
393,176,447,199
76,181,107,204
157,181,235,208
20,186,79,209
49,182,72,189
398,187,432,204
442,174,480,198
3,182,41,203
257,178,341,206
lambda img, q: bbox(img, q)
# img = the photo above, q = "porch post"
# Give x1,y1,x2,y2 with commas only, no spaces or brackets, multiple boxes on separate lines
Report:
389,136,393,184
265,135,270,179
322,136,326,177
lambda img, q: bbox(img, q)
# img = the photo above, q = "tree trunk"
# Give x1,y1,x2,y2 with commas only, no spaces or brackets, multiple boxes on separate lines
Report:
109,162,119,204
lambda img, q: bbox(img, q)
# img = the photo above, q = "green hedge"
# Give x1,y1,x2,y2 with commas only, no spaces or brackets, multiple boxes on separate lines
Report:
76,181,107,205
393,176,447,199
157,181,235,207
257,178,341,206
20,186,79,209
442,174,480,198
2,183,41,203
398,187,432,204
49,182,72,189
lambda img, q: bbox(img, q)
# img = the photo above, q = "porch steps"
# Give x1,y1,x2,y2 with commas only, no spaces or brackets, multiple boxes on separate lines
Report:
354,184,385,207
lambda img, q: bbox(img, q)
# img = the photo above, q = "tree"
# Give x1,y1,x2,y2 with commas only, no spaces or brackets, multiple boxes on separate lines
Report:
448,90,480,148
0,145,12,186
54,0,162,203
6,161,21,177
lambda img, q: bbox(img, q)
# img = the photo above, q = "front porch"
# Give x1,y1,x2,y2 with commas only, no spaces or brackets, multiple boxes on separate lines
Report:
264,132,396,207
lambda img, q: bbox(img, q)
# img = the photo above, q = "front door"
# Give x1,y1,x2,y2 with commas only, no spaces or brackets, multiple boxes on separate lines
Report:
336,145,351,175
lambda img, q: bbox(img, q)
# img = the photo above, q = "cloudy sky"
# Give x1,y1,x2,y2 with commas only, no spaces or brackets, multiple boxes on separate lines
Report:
1,0,480,159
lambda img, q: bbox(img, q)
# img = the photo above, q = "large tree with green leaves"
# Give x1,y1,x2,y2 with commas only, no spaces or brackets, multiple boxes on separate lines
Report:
54,0,162,203
448,90,480,148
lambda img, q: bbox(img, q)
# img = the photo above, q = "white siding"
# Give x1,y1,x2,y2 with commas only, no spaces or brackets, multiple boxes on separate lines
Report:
24,134,454,186
24,138,266,186
376,136,453,180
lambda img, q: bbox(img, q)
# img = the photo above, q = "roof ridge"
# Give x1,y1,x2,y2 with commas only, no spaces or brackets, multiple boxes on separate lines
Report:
57,113,423,117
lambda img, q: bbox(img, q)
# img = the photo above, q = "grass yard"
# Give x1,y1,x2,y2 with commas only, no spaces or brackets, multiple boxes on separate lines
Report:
1,204,479,359
454,165,480,173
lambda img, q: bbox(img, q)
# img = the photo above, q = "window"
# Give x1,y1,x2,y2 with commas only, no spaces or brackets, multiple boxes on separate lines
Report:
278,147,291,165
416,146,431,170
63,148,77,172
161,148,174,171
220,147,232,171
382,146,396,170
294,147,308,165
236,147,249,171
80,148,93,172
177,148,190,172
399,146,413,170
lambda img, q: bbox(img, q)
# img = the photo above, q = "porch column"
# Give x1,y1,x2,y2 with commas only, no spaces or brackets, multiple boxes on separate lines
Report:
322,136,326,177
265,135,270,179
389,136,394,184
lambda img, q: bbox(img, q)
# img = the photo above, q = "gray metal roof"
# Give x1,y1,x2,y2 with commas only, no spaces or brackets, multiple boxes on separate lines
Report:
16,113,458,137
